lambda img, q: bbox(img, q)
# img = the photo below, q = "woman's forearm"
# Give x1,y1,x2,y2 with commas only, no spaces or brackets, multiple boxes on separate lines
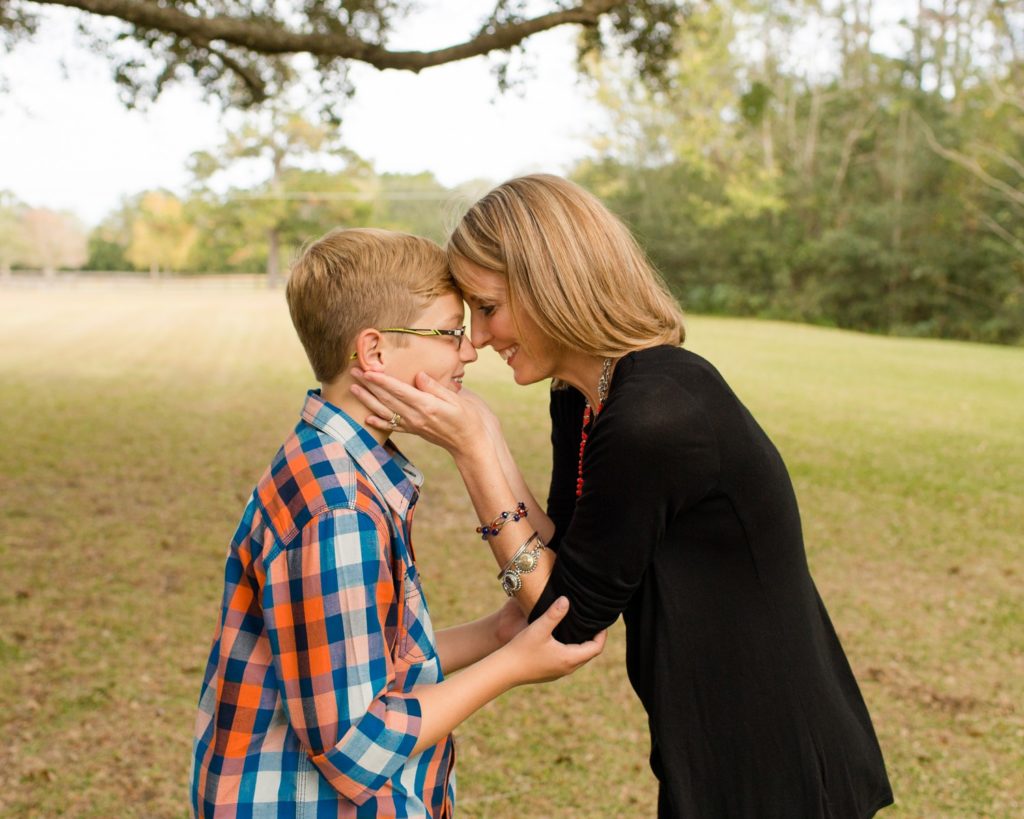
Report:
452,444,555,615
484,425,556,546
346,370,558,611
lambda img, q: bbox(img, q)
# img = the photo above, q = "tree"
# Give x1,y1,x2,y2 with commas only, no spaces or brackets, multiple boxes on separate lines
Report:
4,2,687,116
909,1,1024,266
190,107,375,284
126,191,197,276
370,172,454,244
576,2,786,310
577,0,1024,343
19,207,88,276
0,191,30,276
86,196,139,271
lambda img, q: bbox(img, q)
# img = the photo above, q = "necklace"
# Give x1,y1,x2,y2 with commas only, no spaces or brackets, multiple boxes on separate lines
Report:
576,357,613,498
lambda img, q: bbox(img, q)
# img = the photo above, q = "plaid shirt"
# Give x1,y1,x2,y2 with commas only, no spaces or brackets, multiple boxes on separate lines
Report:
190,391,455,818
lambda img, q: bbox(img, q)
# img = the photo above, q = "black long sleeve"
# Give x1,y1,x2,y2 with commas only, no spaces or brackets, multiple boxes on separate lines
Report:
543,384,584,554
536,368,719,642
529,346,892,819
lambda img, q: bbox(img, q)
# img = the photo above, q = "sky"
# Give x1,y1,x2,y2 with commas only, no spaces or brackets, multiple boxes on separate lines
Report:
0,3,606,226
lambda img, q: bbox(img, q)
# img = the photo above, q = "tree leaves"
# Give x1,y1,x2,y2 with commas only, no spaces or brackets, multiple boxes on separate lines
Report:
11,1,687,113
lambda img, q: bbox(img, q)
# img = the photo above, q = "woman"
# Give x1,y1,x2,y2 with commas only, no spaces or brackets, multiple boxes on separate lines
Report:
350,174,893,817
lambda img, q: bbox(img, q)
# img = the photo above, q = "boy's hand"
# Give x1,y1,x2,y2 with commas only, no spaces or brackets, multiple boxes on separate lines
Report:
502,597,606,686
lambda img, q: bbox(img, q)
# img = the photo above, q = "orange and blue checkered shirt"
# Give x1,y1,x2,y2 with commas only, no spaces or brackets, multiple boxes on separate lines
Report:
190,391,455,818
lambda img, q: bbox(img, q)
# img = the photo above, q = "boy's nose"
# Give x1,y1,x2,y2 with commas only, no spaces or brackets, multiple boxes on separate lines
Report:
459,336,478,363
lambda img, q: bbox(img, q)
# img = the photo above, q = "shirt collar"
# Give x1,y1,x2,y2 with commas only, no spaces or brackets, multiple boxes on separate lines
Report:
301,389,422,518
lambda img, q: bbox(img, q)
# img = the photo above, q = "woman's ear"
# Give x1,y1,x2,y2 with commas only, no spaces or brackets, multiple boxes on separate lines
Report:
352,328,386,372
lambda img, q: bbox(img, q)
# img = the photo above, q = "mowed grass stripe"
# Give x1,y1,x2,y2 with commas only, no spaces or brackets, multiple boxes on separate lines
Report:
0,283,1020,817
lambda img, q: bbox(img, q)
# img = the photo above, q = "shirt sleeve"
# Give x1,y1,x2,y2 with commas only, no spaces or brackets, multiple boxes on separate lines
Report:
263,507,420,804
545,385,587,552
531,375,721,643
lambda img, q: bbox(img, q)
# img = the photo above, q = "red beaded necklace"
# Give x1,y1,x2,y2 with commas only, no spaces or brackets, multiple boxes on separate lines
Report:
575,358,613,498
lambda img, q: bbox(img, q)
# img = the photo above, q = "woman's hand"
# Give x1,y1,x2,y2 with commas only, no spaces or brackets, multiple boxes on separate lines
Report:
350,368,491,459
459,387,504,445
501,597,607,686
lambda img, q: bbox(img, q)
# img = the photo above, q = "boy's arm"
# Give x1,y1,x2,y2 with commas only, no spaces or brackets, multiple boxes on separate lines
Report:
435,600,526,675
264,508,604,804
264,508,421,805
410,596,602,755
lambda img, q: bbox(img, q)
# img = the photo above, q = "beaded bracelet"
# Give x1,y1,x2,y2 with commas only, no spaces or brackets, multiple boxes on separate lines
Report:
497,532,546,597
475,501,528,540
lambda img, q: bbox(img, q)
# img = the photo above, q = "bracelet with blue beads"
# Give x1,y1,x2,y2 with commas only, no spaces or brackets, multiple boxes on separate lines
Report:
475,502,528,540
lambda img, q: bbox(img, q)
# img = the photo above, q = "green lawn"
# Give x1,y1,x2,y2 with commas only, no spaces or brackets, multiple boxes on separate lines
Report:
0,281,1021,817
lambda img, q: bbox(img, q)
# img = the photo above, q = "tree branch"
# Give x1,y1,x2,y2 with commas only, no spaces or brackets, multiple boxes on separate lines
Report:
914,112,1024,209
829,107,878,200
986,75,1024,115
187,34,269,101
33,0,621,71
973,141,1024,184
972,204,1024,263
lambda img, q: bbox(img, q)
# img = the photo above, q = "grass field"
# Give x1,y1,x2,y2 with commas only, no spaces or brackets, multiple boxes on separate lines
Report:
0,280,1021,817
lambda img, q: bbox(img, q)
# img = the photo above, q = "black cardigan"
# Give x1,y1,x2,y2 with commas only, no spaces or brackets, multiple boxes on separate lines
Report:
529,346,893,818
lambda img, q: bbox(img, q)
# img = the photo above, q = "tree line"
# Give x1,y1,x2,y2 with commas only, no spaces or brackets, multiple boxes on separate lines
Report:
577,0,1023,345
0,108,479,283
2,1,1021,345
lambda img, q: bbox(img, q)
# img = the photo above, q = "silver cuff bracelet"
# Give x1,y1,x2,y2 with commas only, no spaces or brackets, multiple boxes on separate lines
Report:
498,532,546,597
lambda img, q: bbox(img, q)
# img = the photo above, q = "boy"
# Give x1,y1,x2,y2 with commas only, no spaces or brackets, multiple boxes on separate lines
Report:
189,228,603,817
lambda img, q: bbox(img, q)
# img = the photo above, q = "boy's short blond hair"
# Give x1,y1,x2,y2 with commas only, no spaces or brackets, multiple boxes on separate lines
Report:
287,228,456,383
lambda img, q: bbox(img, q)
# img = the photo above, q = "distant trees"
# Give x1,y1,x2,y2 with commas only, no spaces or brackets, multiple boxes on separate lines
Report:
3,154,460,280
371,172,455,245
189,108,374,285
575,0,1024,343
86,198,136,272
3,1,1020,345
31,147,454,279
0,192,30,277
126,192,197,276
12,206,88,277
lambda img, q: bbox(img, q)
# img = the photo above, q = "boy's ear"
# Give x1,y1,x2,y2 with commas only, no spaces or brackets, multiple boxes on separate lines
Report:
352,328,386,372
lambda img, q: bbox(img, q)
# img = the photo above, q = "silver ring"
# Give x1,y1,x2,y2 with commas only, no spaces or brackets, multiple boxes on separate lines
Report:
389,411,402,429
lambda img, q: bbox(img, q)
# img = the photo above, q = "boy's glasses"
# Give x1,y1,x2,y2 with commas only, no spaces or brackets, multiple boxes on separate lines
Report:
349,326,468,359
380,326,468,348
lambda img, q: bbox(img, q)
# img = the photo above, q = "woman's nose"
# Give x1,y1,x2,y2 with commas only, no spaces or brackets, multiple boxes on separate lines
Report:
470,318,490,349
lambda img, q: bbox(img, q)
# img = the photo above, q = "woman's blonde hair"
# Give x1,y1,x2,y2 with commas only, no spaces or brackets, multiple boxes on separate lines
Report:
447,174,684,357
287,228,454,382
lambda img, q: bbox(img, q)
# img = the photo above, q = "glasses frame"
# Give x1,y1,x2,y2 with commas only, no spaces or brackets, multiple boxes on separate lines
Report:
349,326,468,360
379,326,467,345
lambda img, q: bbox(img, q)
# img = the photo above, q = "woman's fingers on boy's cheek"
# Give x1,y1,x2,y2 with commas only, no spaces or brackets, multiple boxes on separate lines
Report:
351,388,393,423
349,383,375,406
354,383,389,410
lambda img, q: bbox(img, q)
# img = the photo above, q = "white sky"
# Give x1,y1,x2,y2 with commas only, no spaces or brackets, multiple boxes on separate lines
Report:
0,3,605,225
